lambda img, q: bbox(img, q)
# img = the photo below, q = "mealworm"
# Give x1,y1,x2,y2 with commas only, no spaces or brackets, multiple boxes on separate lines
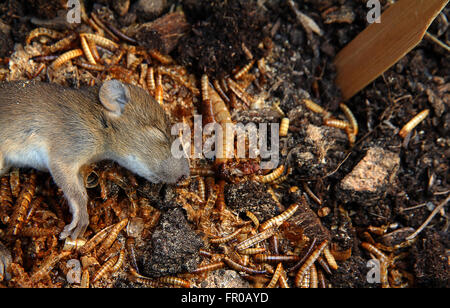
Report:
155,73,163,105
31,251,71,283
340,103,358,135
213,79,231,104
149,49,174,65
63,238,87,251
260,202,299,231
279,118,290,137
97,218,129,256
309,263,318,288
43,32,78,54
203,75,233,163
223,256,267,275
226,77,255,106
323,118,351,130
190,167,215,177
0,176,13,208
235,227,276,251
267,263,283,288
316,256,332,274
80,35,96,65
246,211,260,229
75,60,105,71
272,102,285,116
191,261,225,274
361,242,389,263
294,239,328,287
51,49,83,69
303,99,331,118
87,39,100,62
299,268,311,288
234,60,255,80
80,33,119,51
210,228,243,244
7,173,37,236
200,187,218,226
79,225,114,255
26,27,64,44
9,168,20,198
254,254,300,263
91,254,119,283
158,276,191,288
80,269,89,288
111,248,126,273
399,109,430,138
323,245,338,270
239,247,266,255
216,180,226,213
255,165,285,183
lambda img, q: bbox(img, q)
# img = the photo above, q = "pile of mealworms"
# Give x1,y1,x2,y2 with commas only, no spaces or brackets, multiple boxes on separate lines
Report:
0,5,432,288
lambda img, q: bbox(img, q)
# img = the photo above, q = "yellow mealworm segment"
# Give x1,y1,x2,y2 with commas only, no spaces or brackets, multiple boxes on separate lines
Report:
234,60,255,80
191,261,226,274
80,35,97,65
235,227,276,251
51,49,83,69
361,242,389,263
97,218,129,256
255,165,285,183
80,33,119,51
279,117,290,137
309,263,318,288
294,239,328,287
147,66,156,91
155,73,163,105
323,118,351,130
398,109,430,138
210,228,243,244
267,263,283,288
259,202,299,231
158,276,191,288
339,103,358,135
26,28,64,45
303,99,332,118
323,245,338,270
246,211,260,229
91,254,119,283
149,49,174,65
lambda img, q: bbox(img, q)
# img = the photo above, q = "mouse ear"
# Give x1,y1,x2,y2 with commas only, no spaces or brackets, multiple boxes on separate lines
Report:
99,80,131,117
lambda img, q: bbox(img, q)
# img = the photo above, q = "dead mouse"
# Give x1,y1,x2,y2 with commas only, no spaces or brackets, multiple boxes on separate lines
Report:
0,79,190,240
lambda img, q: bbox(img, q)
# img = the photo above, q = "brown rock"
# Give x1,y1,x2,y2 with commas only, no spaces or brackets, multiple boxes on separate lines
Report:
337,147,400,205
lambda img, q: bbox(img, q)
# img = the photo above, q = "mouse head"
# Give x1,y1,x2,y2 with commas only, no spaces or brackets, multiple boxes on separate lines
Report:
99,80,189,183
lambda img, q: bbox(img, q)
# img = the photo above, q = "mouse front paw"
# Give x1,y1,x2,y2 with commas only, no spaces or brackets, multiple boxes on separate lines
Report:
0,242,12,281
59,211,89,240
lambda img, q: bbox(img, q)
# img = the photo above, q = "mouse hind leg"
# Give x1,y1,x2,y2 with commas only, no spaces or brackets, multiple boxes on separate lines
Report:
0,152,10,177
49,162,89,240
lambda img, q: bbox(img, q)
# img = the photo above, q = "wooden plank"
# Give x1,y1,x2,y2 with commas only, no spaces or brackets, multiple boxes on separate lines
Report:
334,0,448,101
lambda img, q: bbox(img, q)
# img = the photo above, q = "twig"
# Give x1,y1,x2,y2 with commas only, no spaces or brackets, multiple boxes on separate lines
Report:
406,194,450,240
